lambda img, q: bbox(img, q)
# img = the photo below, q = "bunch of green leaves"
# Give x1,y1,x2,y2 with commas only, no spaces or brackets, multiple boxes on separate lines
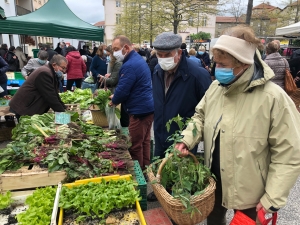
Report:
59,88,94,109
17,186,56,225
59,179,140,222
77,121,105,136
0,191,13,210
92,89,111,112
149,115,214,218
12,113,55,141
43,143,113,182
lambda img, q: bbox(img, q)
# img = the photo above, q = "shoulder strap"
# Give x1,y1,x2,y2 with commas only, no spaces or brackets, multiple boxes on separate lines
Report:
200,58,206,67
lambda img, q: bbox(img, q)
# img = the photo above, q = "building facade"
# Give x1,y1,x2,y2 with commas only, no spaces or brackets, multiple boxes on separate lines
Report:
102,0,218,45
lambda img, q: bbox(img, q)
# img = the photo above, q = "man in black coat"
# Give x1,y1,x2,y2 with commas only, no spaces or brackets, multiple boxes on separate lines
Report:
9,55,67,118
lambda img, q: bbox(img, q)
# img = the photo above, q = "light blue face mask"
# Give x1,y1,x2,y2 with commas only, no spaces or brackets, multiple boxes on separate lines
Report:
55,70,63,78
198,51,204,55
215,68,236,84
38,59,47,65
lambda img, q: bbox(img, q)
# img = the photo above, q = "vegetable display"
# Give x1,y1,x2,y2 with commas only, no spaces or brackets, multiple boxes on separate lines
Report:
16,186,56,225
59,88,94,109
0,113,131,182
0,191,13,210
59,179,140,223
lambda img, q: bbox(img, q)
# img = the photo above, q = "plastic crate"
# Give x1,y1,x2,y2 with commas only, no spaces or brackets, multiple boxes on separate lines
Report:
14,72,25,80
7,79,25,86
139,199,148,211
58,174,146,225
133,160,147,200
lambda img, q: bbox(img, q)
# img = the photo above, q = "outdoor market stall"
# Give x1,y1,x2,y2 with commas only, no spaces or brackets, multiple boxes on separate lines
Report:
0,0,103,42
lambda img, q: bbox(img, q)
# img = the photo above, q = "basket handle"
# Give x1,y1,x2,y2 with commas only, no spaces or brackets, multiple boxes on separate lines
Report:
156,152,199,179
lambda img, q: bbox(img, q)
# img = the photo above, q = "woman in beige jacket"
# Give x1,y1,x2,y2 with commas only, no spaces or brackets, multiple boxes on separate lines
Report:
176,26,300,225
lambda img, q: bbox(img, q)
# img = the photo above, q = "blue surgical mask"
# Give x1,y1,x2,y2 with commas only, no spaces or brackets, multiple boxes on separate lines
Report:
215,68,236,84
38,59,47,65
55,70,63,78
198,51,204,55
103,50,107,55
106,55,111,63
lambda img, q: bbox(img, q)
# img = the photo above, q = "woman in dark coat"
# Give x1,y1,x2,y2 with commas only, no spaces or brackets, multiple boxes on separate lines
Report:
196,45,211,70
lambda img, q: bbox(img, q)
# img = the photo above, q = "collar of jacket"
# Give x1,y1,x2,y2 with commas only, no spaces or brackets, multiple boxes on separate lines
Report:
155,52,190,82
48,63,56,77
123,50,135,64
220,50,275,95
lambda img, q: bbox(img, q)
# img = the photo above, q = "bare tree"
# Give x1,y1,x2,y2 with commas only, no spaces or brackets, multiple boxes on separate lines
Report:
227,0,246,24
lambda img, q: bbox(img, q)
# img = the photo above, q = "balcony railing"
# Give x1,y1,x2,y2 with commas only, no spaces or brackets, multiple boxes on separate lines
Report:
16,5,31,16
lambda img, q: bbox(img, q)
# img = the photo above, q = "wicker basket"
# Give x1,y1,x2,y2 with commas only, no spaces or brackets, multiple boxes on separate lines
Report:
0,121,16,141
89,104,108,127
147,153,216,225
289,89,300,112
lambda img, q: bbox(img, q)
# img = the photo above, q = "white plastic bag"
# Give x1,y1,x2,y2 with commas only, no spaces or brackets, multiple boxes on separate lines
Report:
0,86,4,93
105,105,121,130
82,110,93,121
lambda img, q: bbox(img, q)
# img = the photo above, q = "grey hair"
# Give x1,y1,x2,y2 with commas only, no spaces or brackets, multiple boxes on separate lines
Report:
38,50,49,60
49,54,67,65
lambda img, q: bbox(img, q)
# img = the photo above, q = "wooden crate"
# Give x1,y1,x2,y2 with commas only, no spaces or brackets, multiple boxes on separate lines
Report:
0,165,66,194
48,104,81,114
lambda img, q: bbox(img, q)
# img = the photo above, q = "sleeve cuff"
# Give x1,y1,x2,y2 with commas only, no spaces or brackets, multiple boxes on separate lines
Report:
260,194,280,213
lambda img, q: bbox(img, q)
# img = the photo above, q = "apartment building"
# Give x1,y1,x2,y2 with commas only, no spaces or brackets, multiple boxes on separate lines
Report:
0,0,21,47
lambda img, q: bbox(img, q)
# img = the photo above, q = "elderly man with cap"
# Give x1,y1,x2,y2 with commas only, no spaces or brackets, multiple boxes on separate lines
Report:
147,32,211,201
175,26,300,224
110,35,154,172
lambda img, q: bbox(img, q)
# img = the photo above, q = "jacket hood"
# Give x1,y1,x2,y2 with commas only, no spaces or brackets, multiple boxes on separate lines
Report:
67,51,81,59
221,50,275,95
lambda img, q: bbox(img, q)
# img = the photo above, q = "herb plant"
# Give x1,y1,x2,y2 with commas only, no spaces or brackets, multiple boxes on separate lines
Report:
149,115,214,217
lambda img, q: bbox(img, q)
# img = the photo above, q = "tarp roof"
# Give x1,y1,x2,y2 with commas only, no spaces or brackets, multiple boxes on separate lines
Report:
275,22,300,37
0,0,103,41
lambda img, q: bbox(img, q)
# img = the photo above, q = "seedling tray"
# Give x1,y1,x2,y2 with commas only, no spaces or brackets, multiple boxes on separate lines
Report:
58,174,146,225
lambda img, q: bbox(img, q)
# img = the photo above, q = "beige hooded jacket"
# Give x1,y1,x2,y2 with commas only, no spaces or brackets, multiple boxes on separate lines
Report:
181,52,300,212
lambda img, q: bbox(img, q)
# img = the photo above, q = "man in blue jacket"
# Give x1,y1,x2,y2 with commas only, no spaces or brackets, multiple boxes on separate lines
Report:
110,35,154,171
148,32,211,201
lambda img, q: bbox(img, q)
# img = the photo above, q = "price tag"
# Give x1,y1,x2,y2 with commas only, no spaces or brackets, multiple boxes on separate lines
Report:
55,112,71,124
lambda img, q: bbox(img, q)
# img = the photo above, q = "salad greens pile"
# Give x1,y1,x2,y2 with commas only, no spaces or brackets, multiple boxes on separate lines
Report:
0,191,13,210
59,88,94,109
17,186,56,225
59,179,140,222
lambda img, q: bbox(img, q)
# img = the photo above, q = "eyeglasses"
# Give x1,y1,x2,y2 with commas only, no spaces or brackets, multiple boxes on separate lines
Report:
58,65,67,71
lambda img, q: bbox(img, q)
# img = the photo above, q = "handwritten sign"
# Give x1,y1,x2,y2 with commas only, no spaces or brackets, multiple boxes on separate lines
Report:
55,112,71,124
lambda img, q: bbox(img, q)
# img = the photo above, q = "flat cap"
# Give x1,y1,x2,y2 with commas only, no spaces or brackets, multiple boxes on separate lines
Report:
153,32,182,51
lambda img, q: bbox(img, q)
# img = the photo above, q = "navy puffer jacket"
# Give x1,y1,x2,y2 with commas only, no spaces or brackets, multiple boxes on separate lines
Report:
112,50,154,115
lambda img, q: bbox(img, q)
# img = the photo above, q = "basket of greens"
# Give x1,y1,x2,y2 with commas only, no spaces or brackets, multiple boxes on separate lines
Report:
147,116,216,225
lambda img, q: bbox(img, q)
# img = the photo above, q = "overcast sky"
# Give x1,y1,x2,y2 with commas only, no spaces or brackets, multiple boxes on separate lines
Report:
63,0,286,25
64,0,104,24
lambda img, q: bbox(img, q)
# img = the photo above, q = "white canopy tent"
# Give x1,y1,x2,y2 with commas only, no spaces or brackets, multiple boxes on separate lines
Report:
275,22,300,36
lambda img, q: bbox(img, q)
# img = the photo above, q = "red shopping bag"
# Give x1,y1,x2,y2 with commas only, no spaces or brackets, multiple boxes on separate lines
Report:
257,208,278,225
230,209,277,225
230,210,255,225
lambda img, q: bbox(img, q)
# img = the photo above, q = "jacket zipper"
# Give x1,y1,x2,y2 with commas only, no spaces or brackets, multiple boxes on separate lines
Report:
208,115,223,168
